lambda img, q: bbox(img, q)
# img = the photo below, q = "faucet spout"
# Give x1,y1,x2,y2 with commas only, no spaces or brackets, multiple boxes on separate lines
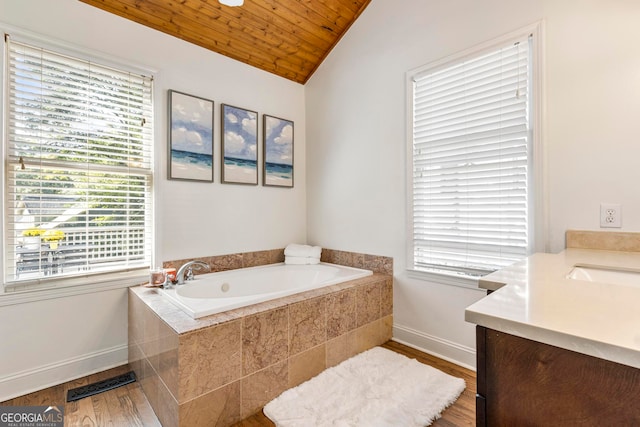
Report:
176,260,211,285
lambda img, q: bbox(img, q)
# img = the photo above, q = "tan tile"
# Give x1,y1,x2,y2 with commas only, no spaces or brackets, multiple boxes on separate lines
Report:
242,250,272,268
179,381,241,427
326,330,358,368
164,249,285,273
356,320,383,354
364,254,393,275
135,349,154,381
230,299,286,319
162,259,183,270
128,343,144,382
381,277,393,317
321,249,393,273
179,320,241,403
208,254,243,272
158,319,179,400
566,230,640,252
155,378,179,427
288,344,326,388
326,289,356,340
241,361,288,419
381,315,393,343
242,307,289,376
356,281,381,327
319,248,335,264
141,304,161,372
320,249,358,268
338,250,365,269
269,248,285,263
351,253,366,269
163,255,234,274
289,297,326,356
138,356,159,418
163,257,207,272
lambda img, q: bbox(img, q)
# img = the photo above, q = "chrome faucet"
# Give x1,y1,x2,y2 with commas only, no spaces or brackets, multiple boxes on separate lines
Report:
176,260,211,285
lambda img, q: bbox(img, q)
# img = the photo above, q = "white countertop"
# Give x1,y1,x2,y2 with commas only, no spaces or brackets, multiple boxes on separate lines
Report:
465,248,640,369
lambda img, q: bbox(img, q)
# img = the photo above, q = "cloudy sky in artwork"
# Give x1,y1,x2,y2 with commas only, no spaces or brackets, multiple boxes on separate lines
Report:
264,116,293,166
223,105,257,161
171,92,213,155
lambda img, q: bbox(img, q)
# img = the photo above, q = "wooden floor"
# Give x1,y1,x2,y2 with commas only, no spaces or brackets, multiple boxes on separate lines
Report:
0,364,160,427
1,341,475,426
237,341,476,427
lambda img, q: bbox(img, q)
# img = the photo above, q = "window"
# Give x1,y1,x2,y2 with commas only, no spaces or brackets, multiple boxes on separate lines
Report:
4,35,153,288
408,27,542,279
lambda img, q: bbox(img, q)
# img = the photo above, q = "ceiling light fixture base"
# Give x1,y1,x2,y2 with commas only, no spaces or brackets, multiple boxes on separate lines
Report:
219,0,244,6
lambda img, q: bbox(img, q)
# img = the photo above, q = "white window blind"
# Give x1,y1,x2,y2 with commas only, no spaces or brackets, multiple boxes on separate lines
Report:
4,36,153,285
410,35,532,277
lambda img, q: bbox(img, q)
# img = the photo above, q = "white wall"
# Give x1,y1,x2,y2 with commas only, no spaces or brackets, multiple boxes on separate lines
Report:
544,0,640,252
0,0,305,400
306,0,640,367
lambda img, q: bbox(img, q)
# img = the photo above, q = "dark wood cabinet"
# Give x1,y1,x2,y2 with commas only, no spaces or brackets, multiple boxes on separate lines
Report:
476,326,640,426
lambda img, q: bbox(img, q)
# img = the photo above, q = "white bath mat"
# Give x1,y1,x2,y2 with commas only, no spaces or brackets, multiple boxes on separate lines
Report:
263,346,465,427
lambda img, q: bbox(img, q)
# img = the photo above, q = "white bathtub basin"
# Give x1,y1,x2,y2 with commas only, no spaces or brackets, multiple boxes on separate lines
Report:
160,262,373,319
567,265,640,288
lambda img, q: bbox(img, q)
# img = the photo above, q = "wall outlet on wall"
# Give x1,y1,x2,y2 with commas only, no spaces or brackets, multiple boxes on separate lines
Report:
600,203,621,228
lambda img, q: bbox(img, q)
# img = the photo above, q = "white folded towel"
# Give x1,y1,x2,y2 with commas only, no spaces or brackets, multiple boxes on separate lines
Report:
285,256,321,265
284,243,322,259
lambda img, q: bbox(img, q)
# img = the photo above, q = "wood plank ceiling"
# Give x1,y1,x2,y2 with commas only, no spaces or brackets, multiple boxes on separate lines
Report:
79,0,371,84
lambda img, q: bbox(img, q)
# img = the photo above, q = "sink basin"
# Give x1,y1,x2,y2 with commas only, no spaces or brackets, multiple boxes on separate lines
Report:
567,265,640,288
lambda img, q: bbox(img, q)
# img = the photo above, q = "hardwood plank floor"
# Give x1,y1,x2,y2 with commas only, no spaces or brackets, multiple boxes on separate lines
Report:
1,341,475,426
1,364,161,427
235,341,476,427
383,341,476,427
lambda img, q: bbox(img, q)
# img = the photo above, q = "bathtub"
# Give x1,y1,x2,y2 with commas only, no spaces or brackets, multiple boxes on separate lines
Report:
159,262,373,319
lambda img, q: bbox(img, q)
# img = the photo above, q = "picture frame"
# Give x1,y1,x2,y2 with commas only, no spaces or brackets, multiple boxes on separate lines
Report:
168,90,214,182
221,104,258,185
263,114,294,188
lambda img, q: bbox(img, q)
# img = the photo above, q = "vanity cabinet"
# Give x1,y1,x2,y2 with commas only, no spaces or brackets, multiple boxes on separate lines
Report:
476,326,640,426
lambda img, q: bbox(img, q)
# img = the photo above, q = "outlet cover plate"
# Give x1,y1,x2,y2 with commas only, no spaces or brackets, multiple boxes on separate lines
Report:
600,203,621,228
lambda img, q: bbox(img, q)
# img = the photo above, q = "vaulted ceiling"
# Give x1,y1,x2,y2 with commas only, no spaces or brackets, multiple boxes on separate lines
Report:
79,0,371,84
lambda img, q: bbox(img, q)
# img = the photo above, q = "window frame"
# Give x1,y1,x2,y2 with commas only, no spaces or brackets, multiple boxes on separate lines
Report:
405,22,546,287
0,28,157,296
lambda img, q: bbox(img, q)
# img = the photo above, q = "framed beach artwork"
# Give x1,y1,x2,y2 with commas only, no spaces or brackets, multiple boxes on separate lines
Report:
263,115,294,187
168,90,214,182
221,104,258,185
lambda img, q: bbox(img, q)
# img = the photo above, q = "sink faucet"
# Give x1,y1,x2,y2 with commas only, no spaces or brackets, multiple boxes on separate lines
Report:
176,260,211,285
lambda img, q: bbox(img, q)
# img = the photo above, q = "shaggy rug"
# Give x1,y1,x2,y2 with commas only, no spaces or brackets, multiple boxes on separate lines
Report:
263,346,465,427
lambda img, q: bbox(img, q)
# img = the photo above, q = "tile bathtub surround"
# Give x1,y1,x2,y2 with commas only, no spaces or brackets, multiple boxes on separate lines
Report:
162,247,393,276
129,273,393,427
242,307,289,375
162,248,285,273
566,230,640,252
321,248,393,275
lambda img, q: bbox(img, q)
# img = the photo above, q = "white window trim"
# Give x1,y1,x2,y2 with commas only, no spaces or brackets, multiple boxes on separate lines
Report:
0,24,158,298
0,270,149,307
405,22,547,288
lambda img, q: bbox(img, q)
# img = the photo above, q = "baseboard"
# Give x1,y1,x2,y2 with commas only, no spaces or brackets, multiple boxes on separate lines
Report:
393,323,476,370
0,344,128,402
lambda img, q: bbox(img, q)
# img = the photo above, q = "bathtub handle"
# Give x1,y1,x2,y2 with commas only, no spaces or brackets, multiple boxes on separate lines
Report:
184,267,194,282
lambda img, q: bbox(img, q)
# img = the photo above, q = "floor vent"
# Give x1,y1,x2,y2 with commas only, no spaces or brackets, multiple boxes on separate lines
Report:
66,371,136,402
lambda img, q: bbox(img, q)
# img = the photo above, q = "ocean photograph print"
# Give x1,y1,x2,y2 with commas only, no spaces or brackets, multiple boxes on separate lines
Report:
263,114,294,188
168,90,214,182
221,104,258,185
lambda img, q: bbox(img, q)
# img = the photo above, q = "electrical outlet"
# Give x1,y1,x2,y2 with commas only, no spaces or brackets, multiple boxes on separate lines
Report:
600,203,621,228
